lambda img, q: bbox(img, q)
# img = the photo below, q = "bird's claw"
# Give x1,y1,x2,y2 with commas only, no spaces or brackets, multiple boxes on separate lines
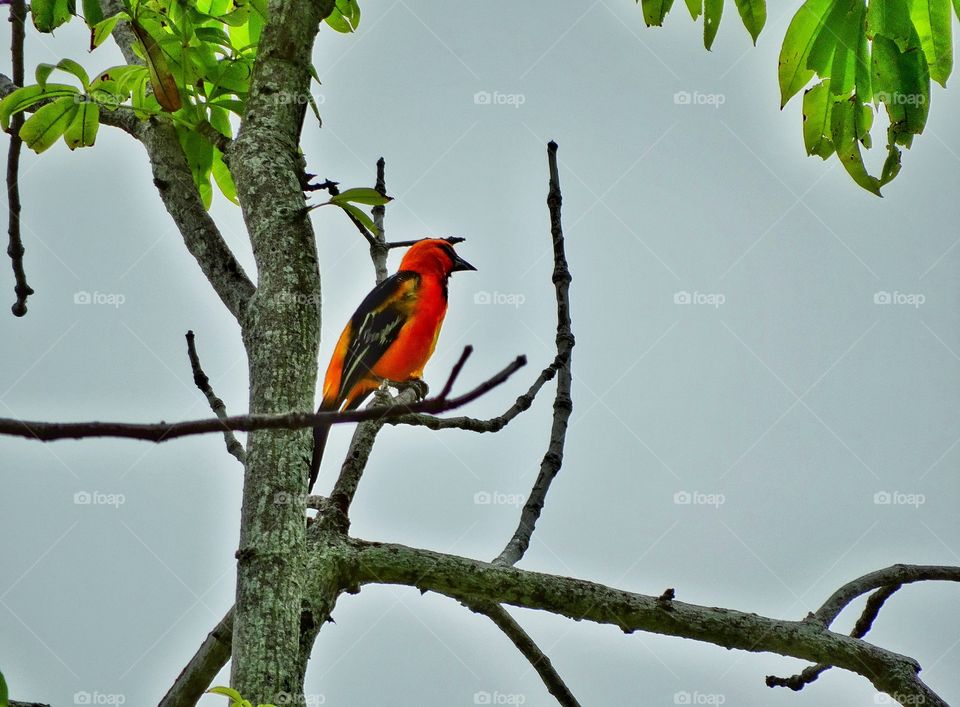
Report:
394,377,429,401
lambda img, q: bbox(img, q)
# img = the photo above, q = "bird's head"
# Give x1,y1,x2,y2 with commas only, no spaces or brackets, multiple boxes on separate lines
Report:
399,238,477,279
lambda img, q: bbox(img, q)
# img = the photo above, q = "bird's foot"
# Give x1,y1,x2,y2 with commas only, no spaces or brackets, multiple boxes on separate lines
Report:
393,377,429,401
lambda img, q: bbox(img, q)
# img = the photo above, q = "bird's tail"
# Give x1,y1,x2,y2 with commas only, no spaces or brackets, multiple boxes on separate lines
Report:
308,398,338,492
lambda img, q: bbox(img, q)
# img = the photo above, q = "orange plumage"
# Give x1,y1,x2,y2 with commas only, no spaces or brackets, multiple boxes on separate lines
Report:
309,238,476,490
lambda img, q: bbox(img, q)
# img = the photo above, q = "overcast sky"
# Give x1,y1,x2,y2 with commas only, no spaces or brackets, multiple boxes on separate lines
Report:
3,1,960,705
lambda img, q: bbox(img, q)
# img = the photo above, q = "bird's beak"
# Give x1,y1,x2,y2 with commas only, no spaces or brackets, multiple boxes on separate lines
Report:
450,252,477,272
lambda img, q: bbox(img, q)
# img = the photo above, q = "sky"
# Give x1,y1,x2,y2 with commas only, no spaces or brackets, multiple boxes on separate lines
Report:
3,1,960,705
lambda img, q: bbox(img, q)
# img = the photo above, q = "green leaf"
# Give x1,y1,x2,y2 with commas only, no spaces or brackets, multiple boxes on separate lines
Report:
64,99,99,148
92,13,123,47
337,202,379,236
872,33,929,143
212,148,238,203
684,0,703,20
733,0,766,43
802,80,835,158
20,96,79,153
907,0,952,85
179,129,215,208
641,0,675,26
325,0,361,32
330,187,392,206
867,0,916,50
831,95,881,194
828,0,864,97
208,686,244,703
0,84,79,130
704,0,723,49
779,0,837,107
32,0,74,33
82,0,103,26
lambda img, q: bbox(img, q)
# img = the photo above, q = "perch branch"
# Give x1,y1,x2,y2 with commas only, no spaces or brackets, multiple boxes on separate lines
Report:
158,607,234,707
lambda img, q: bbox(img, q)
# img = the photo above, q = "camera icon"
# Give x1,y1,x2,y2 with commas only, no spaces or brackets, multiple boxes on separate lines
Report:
874,291,891,304
274,492,292,505
74,291,92,305
673,290,691,305
474,91,492,105
673,491,692,505
74,491,92,505
474,692,492,705
874,491,892,505
473,491,492,505
673,91,692,105
74,692,92,705
474,290,492,305
673,691,692,704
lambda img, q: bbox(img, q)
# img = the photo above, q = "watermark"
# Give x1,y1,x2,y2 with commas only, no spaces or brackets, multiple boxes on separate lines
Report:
74,692,126,705
74,491,125,508
474,490,526,507
875,91,925,106
474,290,526,308
473,90,526,108
74,92,121,110
474,691,526,705
274,492,309,505
873,291,925,308
264,91,325,106
673,491,725,508
74,290,125,308
674,291,725,308
273,292,322,307
873,491,925,508
874,692,926,704
673,90,725,108
674,691,726,705
275,692,326,705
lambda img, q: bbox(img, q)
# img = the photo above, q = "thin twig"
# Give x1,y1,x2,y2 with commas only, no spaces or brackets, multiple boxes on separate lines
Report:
0,354,526,443
464,600,582,707
185,331,245,464
6,0,33,316
495,140,574,567
158,607,234,707
385,235,466,249
370,157,389,282
389,357,560,433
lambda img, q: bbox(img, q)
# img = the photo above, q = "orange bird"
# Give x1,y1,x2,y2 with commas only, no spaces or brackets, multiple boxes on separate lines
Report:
309,238,476,490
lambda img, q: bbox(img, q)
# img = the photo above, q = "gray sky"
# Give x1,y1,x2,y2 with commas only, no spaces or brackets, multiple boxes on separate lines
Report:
3,1,960,705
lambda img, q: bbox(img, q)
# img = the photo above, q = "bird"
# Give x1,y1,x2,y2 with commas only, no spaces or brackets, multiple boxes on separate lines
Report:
308,237,477,491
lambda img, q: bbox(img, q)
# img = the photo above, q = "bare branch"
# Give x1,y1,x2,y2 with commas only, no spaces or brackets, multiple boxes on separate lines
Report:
768,565,960,692
495,140,574,567
0,355,526,443
5,0,32,316
370,157,389,282
464,600,582,707
185,331,246,464
159,607,234,707
390,357,560,433
347,540,946,706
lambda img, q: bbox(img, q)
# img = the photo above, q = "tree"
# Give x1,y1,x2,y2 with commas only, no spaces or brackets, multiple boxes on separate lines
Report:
1,1,958,706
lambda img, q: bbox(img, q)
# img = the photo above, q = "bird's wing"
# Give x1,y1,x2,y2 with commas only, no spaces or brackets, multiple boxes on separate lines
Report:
334,270,421,403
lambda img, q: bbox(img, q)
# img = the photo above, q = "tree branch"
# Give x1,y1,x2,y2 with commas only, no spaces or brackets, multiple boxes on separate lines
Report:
5,0,32,316
463,600,581,707
158,607,234,707
347,540,947,706
0,354,525,443
185,331,246,464
495,140,574,567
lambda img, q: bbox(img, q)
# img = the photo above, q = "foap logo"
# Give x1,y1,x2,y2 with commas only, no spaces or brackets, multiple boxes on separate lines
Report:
875,91,925,106
674,691,726,705
873,291,925,308
274,492,308,506
474,290,526,308
474,691,527,705
873,491,925,508
674,290,725,308
74,692,126,705
74,290,126,308
473,90,526,108
474,490,526,507
874,692,927,704
73,491,126,508
673,491,725,508
276,692,326,705
673,90,726,108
